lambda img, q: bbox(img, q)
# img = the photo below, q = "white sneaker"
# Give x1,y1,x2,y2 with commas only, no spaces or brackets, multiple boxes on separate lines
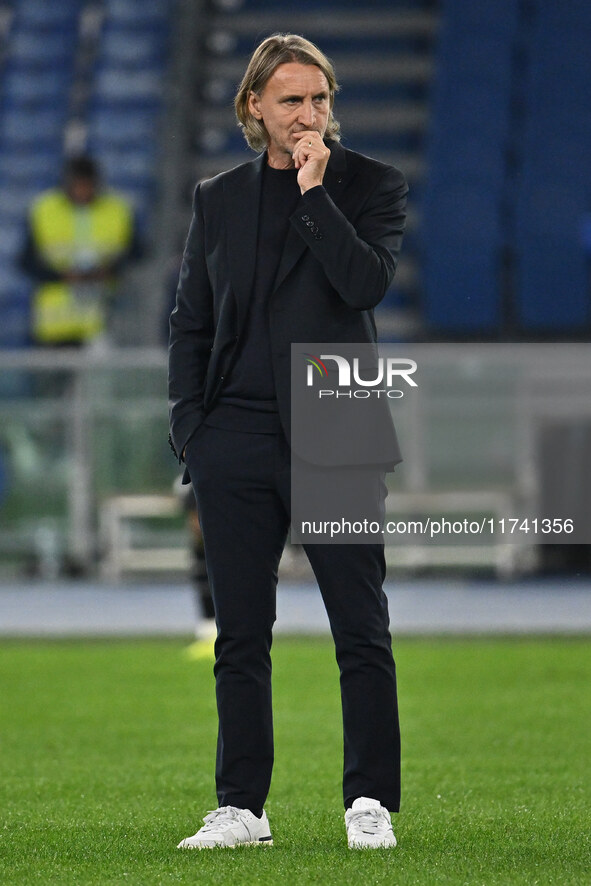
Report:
177,806,273,849
345,797,397,849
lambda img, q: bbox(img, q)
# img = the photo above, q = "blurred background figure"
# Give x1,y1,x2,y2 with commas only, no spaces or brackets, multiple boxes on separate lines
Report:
19,154,142,348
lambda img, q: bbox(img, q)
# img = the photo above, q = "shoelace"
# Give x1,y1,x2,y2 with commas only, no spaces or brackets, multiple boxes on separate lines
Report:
200,806,241,832
348,808,387,835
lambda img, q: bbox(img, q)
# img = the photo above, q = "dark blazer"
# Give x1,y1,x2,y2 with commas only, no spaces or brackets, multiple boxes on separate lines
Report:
168,138,408,468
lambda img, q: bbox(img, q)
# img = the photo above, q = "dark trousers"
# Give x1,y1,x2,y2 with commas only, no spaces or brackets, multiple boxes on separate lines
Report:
184,425,401,813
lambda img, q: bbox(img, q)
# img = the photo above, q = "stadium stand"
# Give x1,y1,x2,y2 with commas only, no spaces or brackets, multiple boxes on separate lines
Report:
511,5,591,334
2,0,589,347
422,0,591,339
88,0,171,221
183,0,439,340
421,0,519,336
0,0,76,346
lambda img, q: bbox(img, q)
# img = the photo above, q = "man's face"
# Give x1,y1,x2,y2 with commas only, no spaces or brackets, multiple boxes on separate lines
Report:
248,62,331,162
66,175,96,205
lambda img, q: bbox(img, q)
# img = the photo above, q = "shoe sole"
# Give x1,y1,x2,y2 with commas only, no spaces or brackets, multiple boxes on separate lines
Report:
179,838,273,849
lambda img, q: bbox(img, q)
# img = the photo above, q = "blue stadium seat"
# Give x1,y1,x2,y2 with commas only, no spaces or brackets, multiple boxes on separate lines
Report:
100,28,168,68
0,151,61,183
430,82,511,142
93,68,163,106
0,267,32,350
0,0,172,329
513,179,590,332
106,0,171,26
530,22,591,61
581,213,591,254
423,240,503,333
423,180,502,242
88,109,158,148
519,133,591,186
106,182,153,219
421,175,504,335
342,130,422,155
221,32,430,58
94,148,156,184
214,0,421,8
430,141,506,184
0,108,65,147
437,36,513,86
0,223,25,259
0,110,64,148
441,0,518,36
0,292,32,348
0,68,72,108
0,182,45,220
13,0,81,29
203,77,419,107
330,80,420,103
508,5,591,334
420,0,518,336
516,239,590,332
8,30,77,66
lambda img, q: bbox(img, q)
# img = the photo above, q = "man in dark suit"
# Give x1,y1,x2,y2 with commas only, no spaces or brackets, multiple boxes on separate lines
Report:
169,34,407,850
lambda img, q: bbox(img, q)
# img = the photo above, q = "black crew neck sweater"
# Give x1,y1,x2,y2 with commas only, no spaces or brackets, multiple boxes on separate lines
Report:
206,162,301,433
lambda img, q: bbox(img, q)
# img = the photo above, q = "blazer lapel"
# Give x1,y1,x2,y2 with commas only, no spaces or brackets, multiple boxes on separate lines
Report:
223,142,350,308
223,152,266,329
272,139,349,293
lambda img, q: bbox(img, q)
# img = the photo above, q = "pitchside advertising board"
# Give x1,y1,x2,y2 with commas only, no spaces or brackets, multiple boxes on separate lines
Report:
290,343,591,545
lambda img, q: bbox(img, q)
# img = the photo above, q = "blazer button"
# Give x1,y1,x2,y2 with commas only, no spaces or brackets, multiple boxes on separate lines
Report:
301,214,310,221
315,233,323,240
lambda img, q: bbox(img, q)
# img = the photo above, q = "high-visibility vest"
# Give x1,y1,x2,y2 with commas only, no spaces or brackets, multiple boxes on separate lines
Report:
30,189,134,344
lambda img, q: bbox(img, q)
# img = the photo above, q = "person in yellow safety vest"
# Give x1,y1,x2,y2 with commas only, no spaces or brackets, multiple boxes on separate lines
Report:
20,155,143,346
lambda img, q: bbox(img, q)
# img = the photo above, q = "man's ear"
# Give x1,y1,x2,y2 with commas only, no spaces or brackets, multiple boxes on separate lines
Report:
248,91,262,120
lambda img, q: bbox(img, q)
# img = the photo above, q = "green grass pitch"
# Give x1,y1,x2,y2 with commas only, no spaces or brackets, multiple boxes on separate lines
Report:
1,635,589,885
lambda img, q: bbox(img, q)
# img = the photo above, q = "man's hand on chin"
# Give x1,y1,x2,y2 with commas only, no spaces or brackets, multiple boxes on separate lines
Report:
292,131,330,194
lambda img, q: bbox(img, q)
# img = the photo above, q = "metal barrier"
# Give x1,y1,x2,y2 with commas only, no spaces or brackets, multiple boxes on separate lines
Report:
0,347,171,575
1,344,590,577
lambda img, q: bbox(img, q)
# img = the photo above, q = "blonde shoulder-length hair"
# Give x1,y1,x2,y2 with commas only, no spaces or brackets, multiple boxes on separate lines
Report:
234,33,341,153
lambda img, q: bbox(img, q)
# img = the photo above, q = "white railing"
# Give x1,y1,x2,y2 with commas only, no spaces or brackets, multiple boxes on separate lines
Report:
1,343,590,576
0,347,168,573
